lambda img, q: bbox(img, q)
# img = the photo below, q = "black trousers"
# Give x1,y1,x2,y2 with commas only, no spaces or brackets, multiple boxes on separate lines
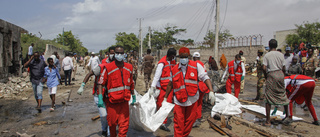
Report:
64,69,72,85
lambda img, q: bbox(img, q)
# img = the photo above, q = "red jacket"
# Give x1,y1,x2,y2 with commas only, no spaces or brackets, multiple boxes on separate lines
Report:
158,56,176,90
99,61,134,103
195,60,209,93
285,75,314,104
171,60,198,103
228,60,243,82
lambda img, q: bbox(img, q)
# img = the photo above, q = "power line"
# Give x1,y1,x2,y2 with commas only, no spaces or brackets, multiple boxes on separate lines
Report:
194,1,215,41
219,0,228,31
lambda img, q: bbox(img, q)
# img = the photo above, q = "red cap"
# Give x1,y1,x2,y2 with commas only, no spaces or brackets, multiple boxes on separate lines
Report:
239,50,243,54
179,47,190,55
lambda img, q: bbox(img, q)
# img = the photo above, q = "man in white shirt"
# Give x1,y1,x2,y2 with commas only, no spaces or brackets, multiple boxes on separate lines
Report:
221,54,246,98
62,52,73,86
284,47,294,75
87,52,101,71
163,47,215,137
149,48,176,132
28,43,34,58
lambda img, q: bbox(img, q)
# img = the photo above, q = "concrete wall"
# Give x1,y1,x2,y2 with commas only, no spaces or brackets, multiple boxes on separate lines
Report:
160,45,265,67
274,29,297,49
44,44,66,59
0,19,27,82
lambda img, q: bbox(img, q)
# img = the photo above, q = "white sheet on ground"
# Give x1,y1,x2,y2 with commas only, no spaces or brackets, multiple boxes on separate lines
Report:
129,90,175,132
211,93,242,117
241,105,303,121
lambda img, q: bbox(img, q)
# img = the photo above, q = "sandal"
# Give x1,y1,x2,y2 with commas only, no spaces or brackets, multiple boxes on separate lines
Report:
50,108,54,112
261,122,271,127
36,106,42,113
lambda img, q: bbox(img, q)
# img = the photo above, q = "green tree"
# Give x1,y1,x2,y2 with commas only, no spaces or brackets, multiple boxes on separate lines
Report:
54,30,87,55
178,39,194,45
286,21,320,46
115,32,139,51
204,29,233,47
143,25,187,50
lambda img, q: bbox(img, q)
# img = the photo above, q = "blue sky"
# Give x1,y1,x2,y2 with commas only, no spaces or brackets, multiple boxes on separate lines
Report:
1,0,319,52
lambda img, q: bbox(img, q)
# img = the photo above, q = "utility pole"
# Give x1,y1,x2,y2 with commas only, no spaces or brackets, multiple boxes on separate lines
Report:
138,18,143,58
214,0,220,61
148,26,151,49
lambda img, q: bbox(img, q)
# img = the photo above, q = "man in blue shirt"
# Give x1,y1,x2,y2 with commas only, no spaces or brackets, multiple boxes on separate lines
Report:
42,58,62,112
24,51,47,113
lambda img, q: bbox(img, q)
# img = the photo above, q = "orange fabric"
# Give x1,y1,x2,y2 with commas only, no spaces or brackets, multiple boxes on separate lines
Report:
179,47,190,55
106,99,129,137
195,60,209,93
102,61,133,103
171,61,198,103
173,102,198,137
226,78,241,98
196,91,205,119
220,54,227,69
156,88,173,124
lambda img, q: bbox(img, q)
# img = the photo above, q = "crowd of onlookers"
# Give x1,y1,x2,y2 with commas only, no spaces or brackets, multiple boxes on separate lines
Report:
281,41,319,79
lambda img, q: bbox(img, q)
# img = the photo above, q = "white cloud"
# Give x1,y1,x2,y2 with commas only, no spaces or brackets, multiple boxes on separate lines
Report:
20,0,320,52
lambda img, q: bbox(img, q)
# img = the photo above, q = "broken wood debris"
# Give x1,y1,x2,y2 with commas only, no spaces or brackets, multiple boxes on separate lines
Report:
207,118,239,137
91,115,100,121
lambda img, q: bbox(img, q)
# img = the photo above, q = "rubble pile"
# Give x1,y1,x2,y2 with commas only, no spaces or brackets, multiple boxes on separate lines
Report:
0,75,32,99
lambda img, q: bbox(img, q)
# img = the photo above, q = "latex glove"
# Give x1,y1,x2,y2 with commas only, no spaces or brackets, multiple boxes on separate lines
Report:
241,76,244,81
97,94,105,108
271,107,278,115
77,82,85,95
131,95,136,105
209,92,215,105
149,86,156,97
162,98,167,106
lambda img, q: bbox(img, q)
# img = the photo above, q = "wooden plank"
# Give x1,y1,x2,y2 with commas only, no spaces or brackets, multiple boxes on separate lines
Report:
91,115,100,121
208,118,239,137
239,99,259,105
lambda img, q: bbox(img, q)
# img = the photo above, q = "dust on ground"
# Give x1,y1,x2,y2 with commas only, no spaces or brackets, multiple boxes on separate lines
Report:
1,65,320,137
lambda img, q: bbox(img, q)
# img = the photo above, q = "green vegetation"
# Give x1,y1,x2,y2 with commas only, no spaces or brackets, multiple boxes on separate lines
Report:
203,29,233,47
21,30,88,58
286,21,320,46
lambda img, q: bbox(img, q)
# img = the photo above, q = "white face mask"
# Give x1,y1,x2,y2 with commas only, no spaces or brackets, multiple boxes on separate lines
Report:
115,53,124,62
236,60,240,64
172,56,176,61
180,58,189,65
109,54,114,60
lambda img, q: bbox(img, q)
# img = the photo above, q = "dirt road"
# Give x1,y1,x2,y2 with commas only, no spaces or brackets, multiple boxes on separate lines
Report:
1,65,320,137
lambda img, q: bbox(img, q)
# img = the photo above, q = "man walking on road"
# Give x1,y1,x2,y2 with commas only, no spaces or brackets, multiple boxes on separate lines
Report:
141,49,154,92
263,39,289,126
62,52,73,86
221,54,246,98
98,45,135,137
72,53,78,81
87,52,101,72
150,48,177,132
83,52,91,74
255,49,265,100
163,47,215,137
24,52,47,113
239,50,246,93
128,50,138,84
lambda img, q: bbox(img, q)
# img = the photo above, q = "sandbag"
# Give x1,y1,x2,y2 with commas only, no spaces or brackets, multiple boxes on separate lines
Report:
129,90,174,132
211,93,242,117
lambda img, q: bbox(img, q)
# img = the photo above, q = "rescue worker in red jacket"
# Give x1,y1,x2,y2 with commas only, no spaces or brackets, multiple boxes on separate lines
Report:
221,54,246,98
149,48,176,132
192,52,210,128
97,45,136,137
164,47,215,137
77,46,115,137
282,74,319,125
